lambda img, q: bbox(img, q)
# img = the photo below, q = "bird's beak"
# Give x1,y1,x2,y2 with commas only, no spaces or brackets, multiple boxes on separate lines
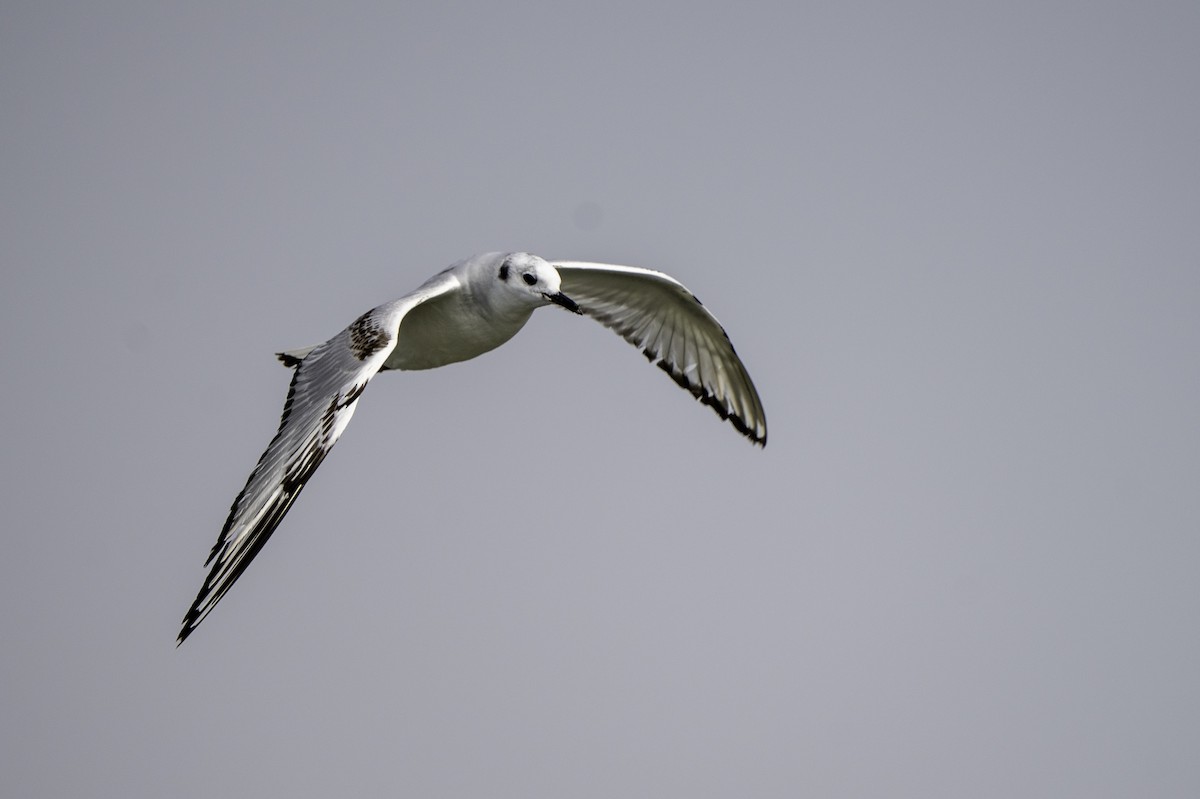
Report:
546,291,581,314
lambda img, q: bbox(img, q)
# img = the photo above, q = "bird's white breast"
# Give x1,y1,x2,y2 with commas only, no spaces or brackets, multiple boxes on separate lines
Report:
383,288,534,371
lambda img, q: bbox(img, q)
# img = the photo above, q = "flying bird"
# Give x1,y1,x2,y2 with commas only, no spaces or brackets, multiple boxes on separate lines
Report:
179,252,766,643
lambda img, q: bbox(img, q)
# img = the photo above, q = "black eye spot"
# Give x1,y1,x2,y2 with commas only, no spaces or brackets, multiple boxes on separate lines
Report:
498,264,509,281
522,273,537,286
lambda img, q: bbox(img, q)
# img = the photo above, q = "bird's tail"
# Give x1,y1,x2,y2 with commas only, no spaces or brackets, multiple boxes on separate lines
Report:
275,345,317,368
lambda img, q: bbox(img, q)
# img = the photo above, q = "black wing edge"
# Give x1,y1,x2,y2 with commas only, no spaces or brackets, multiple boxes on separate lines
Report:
176,371,336,645
641,346,767,447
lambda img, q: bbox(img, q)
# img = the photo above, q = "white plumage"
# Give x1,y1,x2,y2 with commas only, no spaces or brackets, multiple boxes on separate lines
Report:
179,252,766,643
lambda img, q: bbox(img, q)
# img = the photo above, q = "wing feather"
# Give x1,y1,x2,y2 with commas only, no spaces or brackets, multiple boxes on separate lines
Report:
553,261,767,446
178,276,458,644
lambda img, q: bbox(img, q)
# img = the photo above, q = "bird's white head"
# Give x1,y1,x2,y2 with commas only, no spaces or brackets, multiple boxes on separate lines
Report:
494,252,580,313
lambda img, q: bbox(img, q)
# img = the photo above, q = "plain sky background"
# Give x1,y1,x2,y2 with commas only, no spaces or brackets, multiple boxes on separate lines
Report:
2,2,1198,796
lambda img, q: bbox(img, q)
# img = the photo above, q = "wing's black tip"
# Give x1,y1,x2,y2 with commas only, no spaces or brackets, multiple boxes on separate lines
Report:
649,355,767,447
177,603,202,646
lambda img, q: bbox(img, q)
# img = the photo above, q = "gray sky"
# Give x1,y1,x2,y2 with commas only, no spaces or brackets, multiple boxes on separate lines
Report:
2,2,1198,796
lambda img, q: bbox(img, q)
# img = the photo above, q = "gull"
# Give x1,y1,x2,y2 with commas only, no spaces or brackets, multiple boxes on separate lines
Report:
178,252,766,644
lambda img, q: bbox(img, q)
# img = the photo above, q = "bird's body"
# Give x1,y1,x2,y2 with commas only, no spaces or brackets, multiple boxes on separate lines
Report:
179,252,766,644
384,254,540,370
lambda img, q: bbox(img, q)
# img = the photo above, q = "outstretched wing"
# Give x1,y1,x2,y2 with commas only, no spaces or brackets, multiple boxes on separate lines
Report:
178,276,459,644
553,261,767,446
